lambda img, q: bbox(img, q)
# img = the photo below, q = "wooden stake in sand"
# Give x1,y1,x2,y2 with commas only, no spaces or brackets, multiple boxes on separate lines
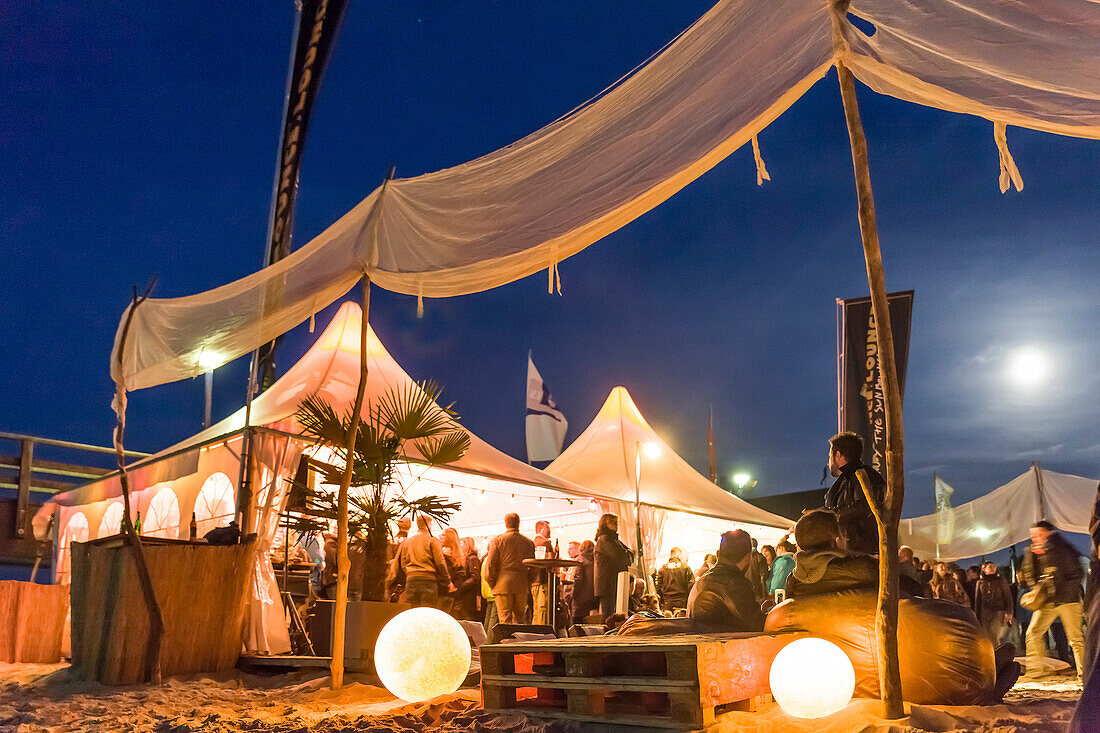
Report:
112,281,165,685
330,276,371,689
831,0,905,719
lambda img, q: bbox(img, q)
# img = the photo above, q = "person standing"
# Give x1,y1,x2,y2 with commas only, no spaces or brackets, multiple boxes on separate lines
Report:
396,516,452,608
486,513,536,625
748,539,768,602
1022,521,1086,679
439,527,464,613
695,553,717,580
823,431,886,555
571,540,596,623
930,562,969,606
531,520,554,625
975,561,1014,645
594,513,634,616
766,540,796,597
655,547,694,611
451,537,482,621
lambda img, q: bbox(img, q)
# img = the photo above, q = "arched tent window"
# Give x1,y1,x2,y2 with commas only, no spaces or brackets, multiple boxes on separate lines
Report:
99,501,124,538
144,486,181,539
59,511,89,584
194,472,235,537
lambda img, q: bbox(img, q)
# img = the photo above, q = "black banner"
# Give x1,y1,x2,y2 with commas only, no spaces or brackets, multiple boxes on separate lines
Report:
838,290,914,476
266,0,350,265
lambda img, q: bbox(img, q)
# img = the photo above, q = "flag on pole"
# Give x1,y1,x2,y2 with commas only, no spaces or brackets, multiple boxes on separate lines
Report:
934,474,956,553
526,353,567,463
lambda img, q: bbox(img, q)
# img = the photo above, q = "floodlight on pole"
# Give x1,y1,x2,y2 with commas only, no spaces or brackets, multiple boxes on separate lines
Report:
733,473,752,489
196,349,224,429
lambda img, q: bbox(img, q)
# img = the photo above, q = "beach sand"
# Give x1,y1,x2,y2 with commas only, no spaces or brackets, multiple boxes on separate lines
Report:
0,663,1081,732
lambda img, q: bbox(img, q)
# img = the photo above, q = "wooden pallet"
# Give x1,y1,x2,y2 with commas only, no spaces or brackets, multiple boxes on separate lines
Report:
480,631,806,730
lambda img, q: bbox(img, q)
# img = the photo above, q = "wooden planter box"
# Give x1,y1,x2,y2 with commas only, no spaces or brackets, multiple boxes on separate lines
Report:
0,580,68,663
309,599,411,667
70,536,254,685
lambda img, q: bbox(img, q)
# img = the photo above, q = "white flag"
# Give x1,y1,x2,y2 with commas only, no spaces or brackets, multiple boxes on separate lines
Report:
934,475,956,548
526,353,567,462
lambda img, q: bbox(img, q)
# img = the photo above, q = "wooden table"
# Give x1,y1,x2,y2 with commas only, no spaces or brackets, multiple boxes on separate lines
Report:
523,557,581,629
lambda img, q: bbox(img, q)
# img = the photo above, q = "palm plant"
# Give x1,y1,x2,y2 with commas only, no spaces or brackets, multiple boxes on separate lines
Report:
292,380,470,601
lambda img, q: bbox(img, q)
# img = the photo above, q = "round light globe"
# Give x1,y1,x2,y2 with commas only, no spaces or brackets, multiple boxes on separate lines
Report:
374,607,471,702
769,638,855,719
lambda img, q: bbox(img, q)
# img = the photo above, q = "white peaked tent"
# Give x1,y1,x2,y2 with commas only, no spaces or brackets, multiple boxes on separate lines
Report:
900,467,1099,562
547,387,792,572
35,302,620,652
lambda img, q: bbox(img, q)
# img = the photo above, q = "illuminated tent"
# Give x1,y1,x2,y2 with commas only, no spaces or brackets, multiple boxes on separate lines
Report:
900,467,1099,561
35,303,613,652
547,387,792,573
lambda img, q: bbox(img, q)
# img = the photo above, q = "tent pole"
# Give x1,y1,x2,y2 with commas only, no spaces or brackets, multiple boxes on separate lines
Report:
1033,461,1048,520
113,283,165,684
331,275,371,690
832,1,905,716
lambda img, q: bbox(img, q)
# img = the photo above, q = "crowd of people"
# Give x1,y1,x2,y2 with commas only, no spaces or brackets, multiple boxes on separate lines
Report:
293,430,1090,685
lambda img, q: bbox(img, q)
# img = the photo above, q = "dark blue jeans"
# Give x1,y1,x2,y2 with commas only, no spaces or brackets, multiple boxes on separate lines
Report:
405,578,439,608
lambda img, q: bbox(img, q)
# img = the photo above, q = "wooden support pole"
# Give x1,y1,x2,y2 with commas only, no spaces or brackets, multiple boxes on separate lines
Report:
113,284,164,684
15,439,33,538
330,275,371,689
831,1,904,717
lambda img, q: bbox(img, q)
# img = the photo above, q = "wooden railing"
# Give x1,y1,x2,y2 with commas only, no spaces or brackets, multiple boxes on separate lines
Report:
0,432,149,540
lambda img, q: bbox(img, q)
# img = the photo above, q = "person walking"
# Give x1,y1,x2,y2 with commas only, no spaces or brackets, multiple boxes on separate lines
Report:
485,513,536,625
655,547,694,611
930,562,969,606
396,516,452,608
823,431,886,555
974,561,1015,645
531,520,554,625
1022,521,1086,679
594,513,634,616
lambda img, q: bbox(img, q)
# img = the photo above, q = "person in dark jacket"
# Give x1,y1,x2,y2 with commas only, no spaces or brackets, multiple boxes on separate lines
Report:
1069,481,1100,733
451,537,482,620
747,539,768,602
785,509,878,599
655,547,694,611
823,431,885,555
974,561,1014,644
594,513,634,615
571,540,597,623
687,529,765,632
1022,521,1085,678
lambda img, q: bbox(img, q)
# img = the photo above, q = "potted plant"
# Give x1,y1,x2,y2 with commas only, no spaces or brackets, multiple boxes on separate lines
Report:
289,380,470,661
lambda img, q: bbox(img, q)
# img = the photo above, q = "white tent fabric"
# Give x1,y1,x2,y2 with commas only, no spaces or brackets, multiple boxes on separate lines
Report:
112,0,1100,394
546,386,792,570
900,468,1100,562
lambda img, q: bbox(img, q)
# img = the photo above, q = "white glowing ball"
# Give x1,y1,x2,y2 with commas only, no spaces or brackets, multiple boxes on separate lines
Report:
374,607,471,702
769,638,855,719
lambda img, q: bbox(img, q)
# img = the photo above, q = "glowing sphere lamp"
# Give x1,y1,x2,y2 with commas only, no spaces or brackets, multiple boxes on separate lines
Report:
769,638,855,718
374,607,471,702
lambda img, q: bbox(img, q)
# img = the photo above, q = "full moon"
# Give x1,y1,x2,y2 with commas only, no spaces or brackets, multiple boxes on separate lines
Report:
1006,346,1051,389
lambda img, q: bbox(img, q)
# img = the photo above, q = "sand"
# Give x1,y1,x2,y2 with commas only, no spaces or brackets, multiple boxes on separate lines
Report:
0,663,1082,733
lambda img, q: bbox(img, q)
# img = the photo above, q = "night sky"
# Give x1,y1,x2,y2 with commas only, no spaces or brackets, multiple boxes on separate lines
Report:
3,2,1097,521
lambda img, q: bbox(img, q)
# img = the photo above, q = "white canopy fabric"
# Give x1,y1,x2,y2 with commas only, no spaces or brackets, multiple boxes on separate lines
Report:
900,467,1099,562
110,0,1100,393
547,386,793,528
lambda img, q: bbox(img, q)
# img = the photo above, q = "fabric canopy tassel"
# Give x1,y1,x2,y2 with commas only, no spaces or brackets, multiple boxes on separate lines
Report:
416,286,424,318
994,122,1023,193
547,249,562,295
309,312,315,333
751,134,771,186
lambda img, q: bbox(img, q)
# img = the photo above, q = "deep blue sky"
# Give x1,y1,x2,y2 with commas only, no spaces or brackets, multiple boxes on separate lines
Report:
2,2,1097,519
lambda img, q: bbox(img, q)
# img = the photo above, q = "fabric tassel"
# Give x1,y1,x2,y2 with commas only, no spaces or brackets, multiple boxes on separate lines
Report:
309,312,315,333
416,288,424,318
994,122,1023,193
547,260,555,294
554,261,561,295
751,134,771,186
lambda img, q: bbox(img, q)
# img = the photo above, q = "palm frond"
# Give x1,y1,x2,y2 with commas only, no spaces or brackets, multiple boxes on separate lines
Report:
397,494,462,525
295,394,347,448
375,381,458,441
415,430,471,467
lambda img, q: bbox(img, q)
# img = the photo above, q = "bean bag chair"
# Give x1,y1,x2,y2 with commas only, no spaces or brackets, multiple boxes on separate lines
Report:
764,589,995,705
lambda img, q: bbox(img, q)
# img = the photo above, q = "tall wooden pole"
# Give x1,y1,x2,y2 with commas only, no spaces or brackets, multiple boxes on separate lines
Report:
330,276,371,689
113,285,165,684
832,0,905,718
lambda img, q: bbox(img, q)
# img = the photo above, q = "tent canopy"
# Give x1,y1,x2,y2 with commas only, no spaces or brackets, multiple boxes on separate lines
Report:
111,0,1100,393
547,386,792,529
899,467,1099,562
